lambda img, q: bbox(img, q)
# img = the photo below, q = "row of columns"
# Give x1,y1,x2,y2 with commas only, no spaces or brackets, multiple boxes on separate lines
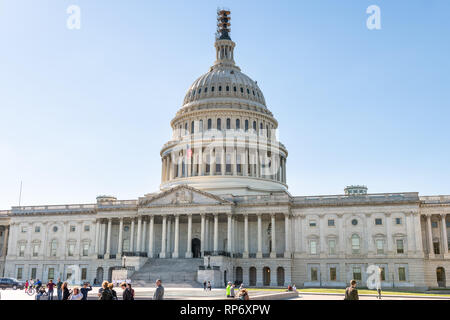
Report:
96,213,292,259
425,214,449,258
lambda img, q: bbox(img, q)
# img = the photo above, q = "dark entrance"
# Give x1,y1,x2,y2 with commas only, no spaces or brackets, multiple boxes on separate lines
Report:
437,267,446,287
192,238,201,258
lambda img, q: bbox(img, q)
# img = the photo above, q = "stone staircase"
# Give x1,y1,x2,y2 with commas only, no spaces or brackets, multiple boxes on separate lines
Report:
130,258,204,287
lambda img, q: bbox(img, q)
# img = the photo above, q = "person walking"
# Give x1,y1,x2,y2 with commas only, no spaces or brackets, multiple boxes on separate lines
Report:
80,282,92,300
121,282,134,300
344,280,359,300
46,280,55,300
56,278,63,300
62,282,71,301
70,287,83,300
100,281,113,300
127,283,135,299
207,281,212,291
153,279,164,300
226,282,232,298
25,279,29,291
203,281,207,291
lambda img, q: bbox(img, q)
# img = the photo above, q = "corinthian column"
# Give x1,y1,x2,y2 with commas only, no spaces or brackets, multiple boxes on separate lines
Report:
173,214,180,258
160,215,167,258
441,214,448,255
117,218,123,258
185,214,193,258
243,214,249,258
270,214,276,258
257,214,262,258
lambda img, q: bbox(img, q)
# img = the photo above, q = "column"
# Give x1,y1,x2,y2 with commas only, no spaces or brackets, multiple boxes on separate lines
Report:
200,214,205,256
213,213,219,254
243,214,249,258
160,215,167,258
426,215,434,257
227,214,232,254
232,147,237,175
130,218,135,253
284,214,291,258
221,148,226,175
185,214,193,258
386,213,393,254
337,214,345,256
210,148,216,175
94,220,100,256
413,213,424,253
169,154,175,180
366,213,373,255
199,148,204,176
405,212,415,253
105,219,112,259
173,214,180,258
167,217,172,254
117,218,124,258
161,158,166,182
2,226,9,257
136,217,142,253
441,214,448,255
142,219,147,253
270,214,276,258
257,214,262,258
148,216,154,258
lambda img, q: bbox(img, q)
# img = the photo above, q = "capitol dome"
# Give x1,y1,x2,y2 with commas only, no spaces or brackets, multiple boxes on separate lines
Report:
159,10,288,196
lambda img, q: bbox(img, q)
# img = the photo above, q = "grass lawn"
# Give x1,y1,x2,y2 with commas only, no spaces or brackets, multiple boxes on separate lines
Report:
298,288,450,297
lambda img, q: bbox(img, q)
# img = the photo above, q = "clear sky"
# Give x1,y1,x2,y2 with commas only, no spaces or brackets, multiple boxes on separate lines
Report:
0,0,449,209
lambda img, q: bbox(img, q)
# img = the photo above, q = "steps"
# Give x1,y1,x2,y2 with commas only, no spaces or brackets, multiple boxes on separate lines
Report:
131,258,204,287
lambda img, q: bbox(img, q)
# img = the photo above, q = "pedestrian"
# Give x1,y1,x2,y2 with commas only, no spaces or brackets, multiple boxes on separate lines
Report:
238,288,249,300
230,283,235,298
153,279,164,300
36,285,47,300
25,279,29,291
292,284,297,291
127,283,135,299
46,279,55,300
121,282,134,300
80,282,92,300
203,281,207,291
100,281,113,300
207,281,212,291
239,283,244,290
70,287,83,300
98,281,107,299
62,282,71,301
226,282,232,298
108,282,118,300
344,280,359,300
56,278,63,300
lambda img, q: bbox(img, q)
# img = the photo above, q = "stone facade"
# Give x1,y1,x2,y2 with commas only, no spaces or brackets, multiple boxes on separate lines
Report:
0,11,449,290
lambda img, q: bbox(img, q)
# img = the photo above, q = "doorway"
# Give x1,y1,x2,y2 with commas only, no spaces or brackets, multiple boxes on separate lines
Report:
437,267,446,287
192,238,201,258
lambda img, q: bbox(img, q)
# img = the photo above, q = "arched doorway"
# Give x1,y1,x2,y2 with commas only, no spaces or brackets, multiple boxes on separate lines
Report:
235,267,243,285
277,267,285,286
192,238,201,258
249,267,256,286
263,267,271,286
96,267,104,284
437,267,446,287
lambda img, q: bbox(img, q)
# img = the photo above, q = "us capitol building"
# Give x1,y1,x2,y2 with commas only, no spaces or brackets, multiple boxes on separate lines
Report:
0,11,449,290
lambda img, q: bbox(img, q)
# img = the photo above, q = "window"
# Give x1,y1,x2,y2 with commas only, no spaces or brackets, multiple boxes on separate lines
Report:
217,118,221,131
432,221,438,228
376,239,384,254
330,267,337,281
226,85,229,91
50,240,57,257
70,225,76,232
395,218,402,225
351,235,360,254
19,244,25,257
240,87,244,93
82,243,89,256
226,154,231,173
211,86,215,92
204,87,207,93
398,267,406,281
68,244,75,257
311,267,318,281
380,267,386,281
328,239,336,255
375,218,383,225
236,119,240,130
123,239,130,252
17,268,23,280
81,268,87,280
191,121,194,134
207,119,212,130
33,244,39,257
48,268,55,280
31,268,37,279
53,226,58,232
309,221,317,227
446,221,450,228
226,118,231,130
35,226,40,233
253,121,256,131
309,240,317,255
21,227,27,233
328,219,335,227
233,86,236,92
396,239,404,254
218,86,222,91
245,120,249,131
351,219,358,226
433,241,440,254
84,225,90,232
353,267,362,281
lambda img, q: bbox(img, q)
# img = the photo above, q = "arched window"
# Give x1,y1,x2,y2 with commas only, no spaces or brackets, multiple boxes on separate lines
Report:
233,86,237,92
184,123,188,135
204,87,208,93
352,234,361,254
217,118,221,131
226,118,231,130
245,120,249,131
236,119,240,130
191,121,194,134
240,87,244,93
211,86,215,92
226,86,229,91
219,86,222,92
266,125,269,138
253,121,257,131
207,119,212,130
247,88,250,94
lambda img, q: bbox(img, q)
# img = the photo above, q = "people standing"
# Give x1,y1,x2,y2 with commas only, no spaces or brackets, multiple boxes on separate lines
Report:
108,283,118,300
344,280,359,300
80,282,92,300
46,280,55,300
203,281,207,291
62,282,71,301
56,278,63,300
153,279,164,300
127,283,135,299
121,282,134,300
230,284,235,298
100,281,113,300
226,282,232,298
238,288,249,300
25,279,29,291
207,281,212,291
70,287,83,300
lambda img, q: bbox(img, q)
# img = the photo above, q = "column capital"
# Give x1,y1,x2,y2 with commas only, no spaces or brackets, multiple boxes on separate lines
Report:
270,213,276,218
242,213,249,217
385,212,391,217
256,213,263,217
283,212,291,218
440,213,447,219
213,212,219,217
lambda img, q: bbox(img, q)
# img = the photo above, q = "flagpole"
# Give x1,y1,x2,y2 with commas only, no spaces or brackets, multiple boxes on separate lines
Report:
19,181,22,207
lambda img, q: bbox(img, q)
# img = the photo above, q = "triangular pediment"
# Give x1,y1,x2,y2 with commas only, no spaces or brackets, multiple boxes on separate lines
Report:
138,185,233,207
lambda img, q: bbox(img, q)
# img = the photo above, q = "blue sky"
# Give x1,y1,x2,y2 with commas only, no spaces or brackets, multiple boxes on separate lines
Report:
0,0,449,208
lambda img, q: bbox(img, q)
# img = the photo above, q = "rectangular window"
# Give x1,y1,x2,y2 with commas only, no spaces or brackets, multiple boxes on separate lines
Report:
376,239,384,254
329,267,337,281
17,268,23,280
375,218,383,225
398,267,406,281
81,268,87,280
48,268,55,280
311,267,318,281
33,244,39,257
328,239,336,255
353,267,362,281
310,240,317,255
51,241,57,257
380,267,386,281
84,225,90,232
309,221,317,227
70,226,76,232
31,268,37,279
34,226,40,233
19,245,25,257
82,243,89,256
396,239,404,254
328,219,335,227
395,218,402,225
68,244,75,257
433,241,440,255
21,227,27,233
